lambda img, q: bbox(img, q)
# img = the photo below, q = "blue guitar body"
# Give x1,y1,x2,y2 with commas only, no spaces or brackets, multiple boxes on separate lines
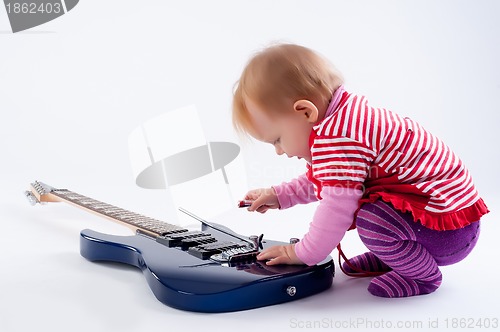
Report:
80,227,334,313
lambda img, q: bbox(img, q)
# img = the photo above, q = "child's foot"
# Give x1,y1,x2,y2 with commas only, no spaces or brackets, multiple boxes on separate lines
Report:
342,251,392,274
368,270,442,298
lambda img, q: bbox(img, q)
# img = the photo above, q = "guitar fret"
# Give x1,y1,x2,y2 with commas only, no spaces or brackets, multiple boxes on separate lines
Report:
51,189,184,236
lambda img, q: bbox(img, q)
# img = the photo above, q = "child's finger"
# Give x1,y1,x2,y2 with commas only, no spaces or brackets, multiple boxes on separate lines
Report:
247,195,266,212
256,247,275,261
265,257,288,266
244,190,261,200
255,205,269,213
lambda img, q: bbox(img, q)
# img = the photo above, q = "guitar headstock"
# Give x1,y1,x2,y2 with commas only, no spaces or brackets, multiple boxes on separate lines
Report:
25,181,62,205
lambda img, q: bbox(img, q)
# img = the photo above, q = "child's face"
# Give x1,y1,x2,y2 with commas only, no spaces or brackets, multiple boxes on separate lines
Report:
245,98,314,163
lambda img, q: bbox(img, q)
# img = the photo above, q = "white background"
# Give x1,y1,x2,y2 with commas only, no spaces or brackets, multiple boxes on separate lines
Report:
1,1,499,331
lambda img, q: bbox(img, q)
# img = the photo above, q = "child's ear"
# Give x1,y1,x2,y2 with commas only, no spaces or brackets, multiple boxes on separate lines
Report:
293,100,319,123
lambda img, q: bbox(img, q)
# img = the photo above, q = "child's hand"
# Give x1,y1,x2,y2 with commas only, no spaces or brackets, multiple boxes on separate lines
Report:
244,187,280,213
256,244,304,265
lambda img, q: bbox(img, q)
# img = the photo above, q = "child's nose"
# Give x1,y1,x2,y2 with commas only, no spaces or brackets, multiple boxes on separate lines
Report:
275,145,285,156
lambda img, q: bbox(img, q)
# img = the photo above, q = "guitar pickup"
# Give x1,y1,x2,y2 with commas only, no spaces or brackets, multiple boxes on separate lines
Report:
156,231,210,248
180,236,217,250
188,241,240,260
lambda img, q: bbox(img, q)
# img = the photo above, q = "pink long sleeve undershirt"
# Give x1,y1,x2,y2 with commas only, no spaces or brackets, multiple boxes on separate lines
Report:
273,175,363,266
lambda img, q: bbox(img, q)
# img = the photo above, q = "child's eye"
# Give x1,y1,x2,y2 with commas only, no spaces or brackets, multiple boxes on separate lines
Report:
273,138,281,145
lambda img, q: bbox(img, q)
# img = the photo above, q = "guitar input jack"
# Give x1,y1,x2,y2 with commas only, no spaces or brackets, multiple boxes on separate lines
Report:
286,286,297,297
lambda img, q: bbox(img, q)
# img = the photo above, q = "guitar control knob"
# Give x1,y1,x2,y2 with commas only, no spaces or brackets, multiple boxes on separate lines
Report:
249,234,264,249
286,286,297,297
289,238,300,244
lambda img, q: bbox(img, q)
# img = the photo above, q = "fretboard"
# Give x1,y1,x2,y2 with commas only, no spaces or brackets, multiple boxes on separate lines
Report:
50,189,186,237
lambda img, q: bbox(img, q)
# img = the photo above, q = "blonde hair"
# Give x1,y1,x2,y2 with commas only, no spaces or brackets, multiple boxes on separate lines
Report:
232,43,344,135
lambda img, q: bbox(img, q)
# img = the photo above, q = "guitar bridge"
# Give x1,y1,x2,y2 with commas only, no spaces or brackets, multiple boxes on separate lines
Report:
210,246,259,265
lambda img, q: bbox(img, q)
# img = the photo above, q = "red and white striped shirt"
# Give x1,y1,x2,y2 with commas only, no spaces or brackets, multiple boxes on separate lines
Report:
306,90,488,230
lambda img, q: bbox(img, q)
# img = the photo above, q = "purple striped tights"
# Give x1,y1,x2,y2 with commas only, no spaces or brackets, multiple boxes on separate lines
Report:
342,200,480,298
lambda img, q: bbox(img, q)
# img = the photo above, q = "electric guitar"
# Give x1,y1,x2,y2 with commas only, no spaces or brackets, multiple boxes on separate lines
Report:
25,181,334,313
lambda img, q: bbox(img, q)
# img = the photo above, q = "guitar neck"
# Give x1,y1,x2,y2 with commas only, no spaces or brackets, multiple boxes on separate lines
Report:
33,183,185,237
